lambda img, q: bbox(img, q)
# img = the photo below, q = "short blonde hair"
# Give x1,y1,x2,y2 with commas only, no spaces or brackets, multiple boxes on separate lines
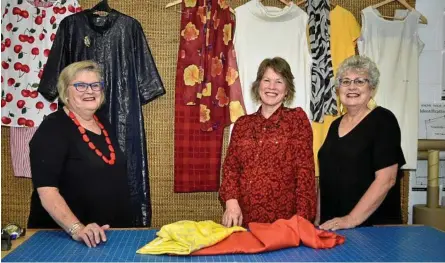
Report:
251,57,295,105
57,60,105,107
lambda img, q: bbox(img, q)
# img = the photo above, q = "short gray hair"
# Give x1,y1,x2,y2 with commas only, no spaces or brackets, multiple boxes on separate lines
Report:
336,55,380,89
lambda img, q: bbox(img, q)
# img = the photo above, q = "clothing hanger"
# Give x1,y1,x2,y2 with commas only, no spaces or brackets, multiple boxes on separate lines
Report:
295,0,337,8
259,0,291,6
296,0,305,6
165,0,235,14
91,0,112,16
372,0,428,24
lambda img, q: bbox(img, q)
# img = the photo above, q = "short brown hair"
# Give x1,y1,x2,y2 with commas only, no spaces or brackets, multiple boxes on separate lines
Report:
57,60,105,107
251,57,295,105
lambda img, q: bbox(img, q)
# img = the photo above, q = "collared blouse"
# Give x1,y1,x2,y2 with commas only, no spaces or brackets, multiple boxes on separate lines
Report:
220,106,316,226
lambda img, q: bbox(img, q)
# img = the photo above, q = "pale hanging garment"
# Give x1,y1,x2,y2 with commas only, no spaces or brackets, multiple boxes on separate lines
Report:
358,6,424,169
234,0,312,115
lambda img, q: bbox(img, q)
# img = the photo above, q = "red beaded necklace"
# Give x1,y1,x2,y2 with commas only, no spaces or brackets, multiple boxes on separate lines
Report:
68,111,116,165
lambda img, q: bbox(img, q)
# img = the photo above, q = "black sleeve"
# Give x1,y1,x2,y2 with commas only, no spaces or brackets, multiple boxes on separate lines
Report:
38,18,69,102
372,108,406,172
30,116,68,188
132,21,165,105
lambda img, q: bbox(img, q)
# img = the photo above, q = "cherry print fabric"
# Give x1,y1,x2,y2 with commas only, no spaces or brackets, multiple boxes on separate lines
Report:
219,106,316,226
1,0,81,127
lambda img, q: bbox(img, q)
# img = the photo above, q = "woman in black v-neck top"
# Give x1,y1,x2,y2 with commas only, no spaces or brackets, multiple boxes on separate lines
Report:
28,61,132,247
318,56,405,230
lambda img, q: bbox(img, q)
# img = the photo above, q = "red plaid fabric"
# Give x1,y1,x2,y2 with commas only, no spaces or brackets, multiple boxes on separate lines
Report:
174,93,225,192
174,0,245,192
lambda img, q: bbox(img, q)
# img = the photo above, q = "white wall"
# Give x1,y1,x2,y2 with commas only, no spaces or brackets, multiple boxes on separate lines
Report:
409,0,445,224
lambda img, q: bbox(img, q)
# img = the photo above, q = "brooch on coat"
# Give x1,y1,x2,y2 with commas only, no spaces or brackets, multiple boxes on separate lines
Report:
84,36,91,47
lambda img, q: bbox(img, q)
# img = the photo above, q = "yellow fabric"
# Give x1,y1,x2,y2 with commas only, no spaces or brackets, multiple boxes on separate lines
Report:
312,116,338,177
330,5,361,76
136,220,246,255
312,5,361,177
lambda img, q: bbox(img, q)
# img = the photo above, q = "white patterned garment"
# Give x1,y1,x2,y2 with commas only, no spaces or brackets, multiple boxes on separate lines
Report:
1,0,81,127
234,0,312,115
358,7,424,169
308,0,337,122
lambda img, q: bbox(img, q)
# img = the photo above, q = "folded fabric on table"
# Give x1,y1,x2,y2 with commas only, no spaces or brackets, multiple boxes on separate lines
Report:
136,220,246,255
193,215,345,255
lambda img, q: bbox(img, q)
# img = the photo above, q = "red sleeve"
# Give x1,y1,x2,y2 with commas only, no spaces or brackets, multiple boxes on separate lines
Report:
294,109,316,221
219,119,243,202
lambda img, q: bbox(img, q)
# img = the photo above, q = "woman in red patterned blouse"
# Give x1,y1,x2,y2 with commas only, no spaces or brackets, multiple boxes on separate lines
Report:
220,57,316,227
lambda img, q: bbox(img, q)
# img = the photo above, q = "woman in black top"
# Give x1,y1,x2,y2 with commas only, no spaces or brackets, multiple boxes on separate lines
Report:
317,55,405,230
28,61,132,247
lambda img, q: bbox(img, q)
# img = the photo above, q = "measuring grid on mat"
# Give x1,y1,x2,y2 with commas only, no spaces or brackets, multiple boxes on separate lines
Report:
3,226,445,262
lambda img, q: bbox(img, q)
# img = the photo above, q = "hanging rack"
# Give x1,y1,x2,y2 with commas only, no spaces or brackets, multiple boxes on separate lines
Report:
259,0,291,6
295,0,337,8
91,0,112,16
165,0,235,14
372,0,428,24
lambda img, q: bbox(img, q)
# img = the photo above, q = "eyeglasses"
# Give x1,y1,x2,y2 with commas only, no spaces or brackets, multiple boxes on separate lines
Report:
338,78,369,87
71,82,104,92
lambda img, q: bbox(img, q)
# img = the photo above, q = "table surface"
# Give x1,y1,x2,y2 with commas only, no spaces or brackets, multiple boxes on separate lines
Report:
2,226,445,262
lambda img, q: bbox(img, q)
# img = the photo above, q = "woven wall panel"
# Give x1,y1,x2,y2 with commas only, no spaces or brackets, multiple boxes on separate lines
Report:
1,127,33,228
1,0,413,228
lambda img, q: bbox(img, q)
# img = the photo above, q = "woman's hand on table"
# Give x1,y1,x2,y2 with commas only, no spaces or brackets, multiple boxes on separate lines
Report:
319,215,357,231
222,199,243,227
72,223,110,248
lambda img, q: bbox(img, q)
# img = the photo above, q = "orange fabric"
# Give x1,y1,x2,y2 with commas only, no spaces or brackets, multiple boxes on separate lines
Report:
192,215,345,255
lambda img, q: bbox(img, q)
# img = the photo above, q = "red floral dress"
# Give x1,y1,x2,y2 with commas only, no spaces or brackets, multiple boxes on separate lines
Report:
177,0,245,131
1,0,81,127
174,0,245,192
220,106,316,225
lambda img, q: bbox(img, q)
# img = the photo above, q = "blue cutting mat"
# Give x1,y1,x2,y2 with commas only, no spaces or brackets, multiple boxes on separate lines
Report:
3,226,445,262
